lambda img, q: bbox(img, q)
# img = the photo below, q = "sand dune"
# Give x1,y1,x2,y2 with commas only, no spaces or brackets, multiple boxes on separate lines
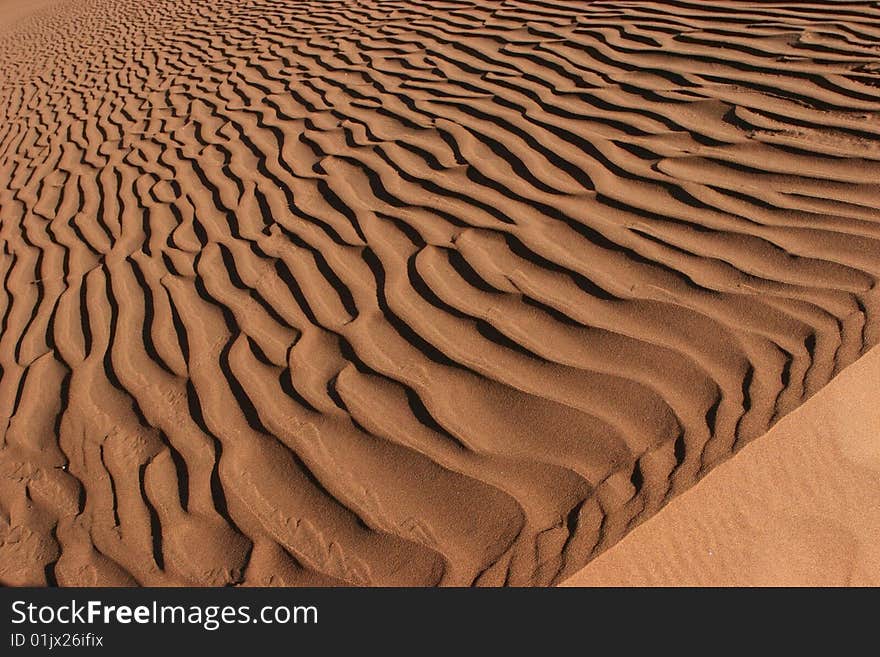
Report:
0,0,878,586
562,343,880,586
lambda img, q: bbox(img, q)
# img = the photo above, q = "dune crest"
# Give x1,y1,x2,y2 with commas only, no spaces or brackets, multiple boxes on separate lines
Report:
562,344,880,587
1,0,879,586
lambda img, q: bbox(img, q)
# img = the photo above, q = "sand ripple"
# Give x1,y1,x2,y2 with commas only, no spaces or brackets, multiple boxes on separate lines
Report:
1,0,879,585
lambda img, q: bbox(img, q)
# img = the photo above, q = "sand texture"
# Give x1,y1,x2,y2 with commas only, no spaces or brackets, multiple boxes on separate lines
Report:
1,0,879,587
563,344,880,587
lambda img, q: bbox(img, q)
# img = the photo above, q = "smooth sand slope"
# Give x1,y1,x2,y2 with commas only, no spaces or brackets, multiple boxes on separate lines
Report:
1,1,879,586
563,344,880,587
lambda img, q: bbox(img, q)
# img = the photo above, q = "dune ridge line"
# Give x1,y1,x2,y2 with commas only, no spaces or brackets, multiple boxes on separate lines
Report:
563,342,880,587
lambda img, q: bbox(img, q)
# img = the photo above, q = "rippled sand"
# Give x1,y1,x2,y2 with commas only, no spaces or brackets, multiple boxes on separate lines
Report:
1,0,878,586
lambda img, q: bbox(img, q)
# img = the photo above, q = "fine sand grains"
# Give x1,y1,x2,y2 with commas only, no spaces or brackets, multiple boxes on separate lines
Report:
563,344,880,587
1,0,879,586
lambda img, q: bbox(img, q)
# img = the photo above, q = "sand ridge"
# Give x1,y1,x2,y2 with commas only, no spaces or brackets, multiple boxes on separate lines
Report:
0,0,879,586
563,343,880,587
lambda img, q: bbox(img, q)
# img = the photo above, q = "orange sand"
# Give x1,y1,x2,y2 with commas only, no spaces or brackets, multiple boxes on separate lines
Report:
563,344,880,586
1,1,879,586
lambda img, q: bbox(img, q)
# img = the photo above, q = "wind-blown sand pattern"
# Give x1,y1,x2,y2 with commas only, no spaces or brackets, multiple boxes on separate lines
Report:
563,344,880,586
0,0,878,586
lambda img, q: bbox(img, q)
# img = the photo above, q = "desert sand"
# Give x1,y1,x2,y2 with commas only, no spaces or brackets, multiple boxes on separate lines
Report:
0,0,878,587
563,343,880,586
